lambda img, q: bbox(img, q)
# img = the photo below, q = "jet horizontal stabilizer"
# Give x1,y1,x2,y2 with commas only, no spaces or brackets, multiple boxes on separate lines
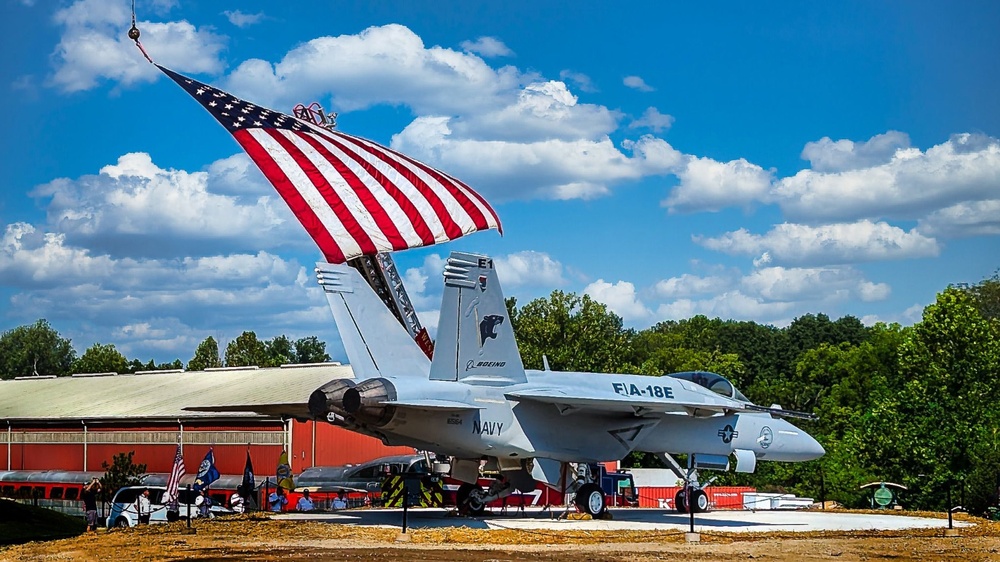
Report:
184,403,310,418
382,399,484,411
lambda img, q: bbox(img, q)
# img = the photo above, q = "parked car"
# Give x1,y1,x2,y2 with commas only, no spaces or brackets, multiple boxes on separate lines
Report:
295,454,429,494
106,485,232,528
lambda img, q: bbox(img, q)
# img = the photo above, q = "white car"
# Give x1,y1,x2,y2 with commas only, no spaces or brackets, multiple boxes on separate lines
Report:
106,486,232,528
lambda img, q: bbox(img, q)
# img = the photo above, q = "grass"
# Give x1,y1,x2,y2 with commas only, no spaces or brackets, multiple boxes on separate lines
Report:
0,499,85,545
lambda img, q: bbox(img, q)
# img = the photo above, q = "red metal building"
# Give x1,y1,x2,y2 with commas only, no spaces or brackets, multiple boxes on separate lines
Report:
0,365,413,478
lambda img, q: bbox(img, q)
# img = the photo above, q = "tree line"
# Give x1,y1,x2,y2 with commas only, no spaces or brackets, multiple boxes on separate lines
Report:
2,271,997,513
0,325,331,378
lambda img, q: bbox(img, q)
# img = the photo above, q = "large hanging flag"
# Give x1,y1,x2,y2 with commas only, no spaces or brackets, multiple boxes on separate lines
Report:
164,442,185,507
156,65,502,264
193,448,220,491
276,450,294,490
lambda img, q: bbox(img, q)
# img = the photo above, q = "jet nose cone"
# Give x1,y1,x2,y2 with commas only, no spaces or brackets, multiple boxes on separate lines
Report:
802,433,825,461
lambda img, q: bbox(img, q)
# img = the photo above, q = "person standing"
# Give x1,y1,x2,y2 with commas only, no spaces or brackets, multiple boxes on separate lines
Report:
332,491,348,510
268,486,288,512
81,478,101,532
295,489,314,512
135,488,152,525
195,488,213,518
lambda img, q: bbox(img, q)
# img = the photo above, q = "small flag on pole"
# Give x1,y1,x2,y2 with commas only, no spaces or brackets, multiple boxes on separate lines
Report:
276,450,294,490
193,448,220,491
164,442,185,508
242,450,256,498
156,65,501,264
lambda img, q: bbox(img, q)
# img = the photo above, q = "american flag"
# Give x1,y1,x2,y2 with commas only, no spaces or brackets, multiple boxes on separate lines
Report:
164,443,185,507
157,66,502,264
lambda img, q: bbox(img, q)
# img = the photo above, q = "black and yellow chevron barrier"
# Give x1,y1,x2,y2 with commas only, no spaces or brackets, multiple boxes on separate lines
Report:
380,475,444,507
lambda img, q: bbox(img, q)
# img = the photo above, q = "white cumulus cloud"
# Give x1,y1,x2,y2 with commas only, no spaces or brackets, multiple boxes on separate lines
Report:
584,279,651,322
494,251,565,287
559,70,596,93
696,220,941,266
629,107,675,133
50,0,225,92
664,156,775,213
775,133,1000,223
917,199,1000,238
223,24,522,114
654,274,732,299
800,130,911,173
623,75,654,92
740,266,890,303
222,10,265,28
460,36,514,57
29,152,302,258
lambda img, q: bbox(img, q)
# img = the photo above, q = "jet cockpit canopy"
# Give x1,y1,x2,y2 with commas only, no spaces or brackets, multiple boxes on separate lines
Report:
669,371,749,403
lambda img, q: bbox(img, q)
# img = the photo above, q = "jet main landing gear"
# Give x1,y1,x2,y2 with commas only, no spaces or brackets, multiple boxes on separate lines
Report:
456,483,487,515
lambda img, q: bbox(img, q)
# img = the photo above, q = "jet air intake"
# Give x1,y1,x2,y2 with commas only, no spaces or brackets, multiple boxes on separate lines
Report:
308,379,356,421
341,377,397,427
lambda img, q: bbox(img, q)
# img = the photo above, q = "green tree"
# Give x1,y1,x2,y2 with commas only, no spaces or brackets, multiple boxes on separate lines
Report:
862,288,1000,512
294,336,331,364
99,451,147,502
263,335,294,367
511,290,630,372
187,336,222,371
72,343,128,374
225,331,267,367
957,269,1000,321
0,319,76,379
126,358,184,373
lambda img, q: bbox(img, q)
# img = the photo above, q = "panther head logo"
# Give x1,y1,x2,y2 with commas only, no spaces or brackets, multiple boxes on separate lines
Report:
479,315,504,347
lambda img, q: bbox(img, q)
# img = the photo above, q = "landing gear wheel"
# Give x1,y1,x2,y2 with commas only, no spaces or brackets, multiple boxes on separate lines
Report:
574,483,606,516
674,489,688,514
691,489,709,513
114,516,130,528
457,483,486,516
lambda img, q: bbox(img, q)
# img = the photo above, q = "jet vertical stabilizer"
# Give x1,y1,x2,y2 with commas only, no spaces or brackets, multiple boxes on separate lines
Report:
430,252,527,384
316,262,430,380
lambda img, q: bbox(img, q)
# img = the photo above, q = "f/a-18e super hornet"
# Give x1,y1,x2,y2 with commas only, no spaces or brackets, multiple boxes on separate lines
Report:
301,251,824,515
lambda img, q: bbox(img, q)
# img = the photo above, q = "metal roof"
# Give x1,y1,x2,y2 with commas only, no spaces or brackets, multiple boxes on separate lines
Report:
0,363,354,423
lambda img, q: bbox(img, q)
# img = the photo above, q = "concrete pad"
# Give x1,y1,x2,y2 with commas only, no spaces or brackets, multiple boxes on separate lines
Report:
272,507,972,534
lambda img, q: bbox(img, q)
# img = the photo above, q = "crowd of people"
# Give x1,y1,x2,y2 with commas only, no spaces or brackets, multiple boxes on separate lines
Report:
82,480,356,532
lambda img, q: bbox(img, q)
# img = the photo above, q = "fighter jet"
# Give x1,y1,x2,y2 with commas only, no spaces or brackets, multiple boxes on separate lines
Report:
306,251,825,515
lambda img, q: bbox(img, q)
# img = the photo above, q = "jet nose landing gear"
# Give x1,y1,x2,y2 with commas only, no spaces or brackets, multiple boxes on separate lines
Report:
573,483,607,517
674,488,709,514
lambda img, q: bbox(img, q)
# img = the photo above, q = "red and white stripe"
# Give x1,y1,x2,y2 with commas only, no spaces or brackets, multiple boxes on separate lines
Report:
233,122,502,264
165,444,185,505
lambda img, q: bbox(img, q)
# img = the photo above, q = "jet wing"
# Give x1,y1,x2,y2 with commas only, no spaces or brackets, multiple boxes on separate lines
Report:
184,403,311,419
506,388,741,417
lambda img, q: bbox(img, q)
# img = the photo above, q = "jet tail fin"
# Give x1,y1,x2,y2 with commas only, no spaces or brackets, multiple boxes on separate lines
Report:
316,262,430,379
429,252,527,384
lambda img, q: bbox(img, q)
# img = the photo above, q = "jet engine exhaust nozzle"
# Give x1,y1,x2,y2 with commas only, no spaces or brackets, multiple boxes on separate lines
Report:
308,378,356,421
342,377,397,427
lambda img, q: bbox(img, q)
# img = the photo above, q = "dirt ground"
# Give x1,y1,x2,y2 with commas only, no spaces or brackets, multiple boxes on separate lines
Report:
2,515,1000,562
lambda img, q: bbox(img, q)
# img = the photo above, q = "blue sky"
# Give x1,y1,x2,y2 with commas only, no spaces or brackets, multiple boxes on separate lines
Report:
1,0,998,364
